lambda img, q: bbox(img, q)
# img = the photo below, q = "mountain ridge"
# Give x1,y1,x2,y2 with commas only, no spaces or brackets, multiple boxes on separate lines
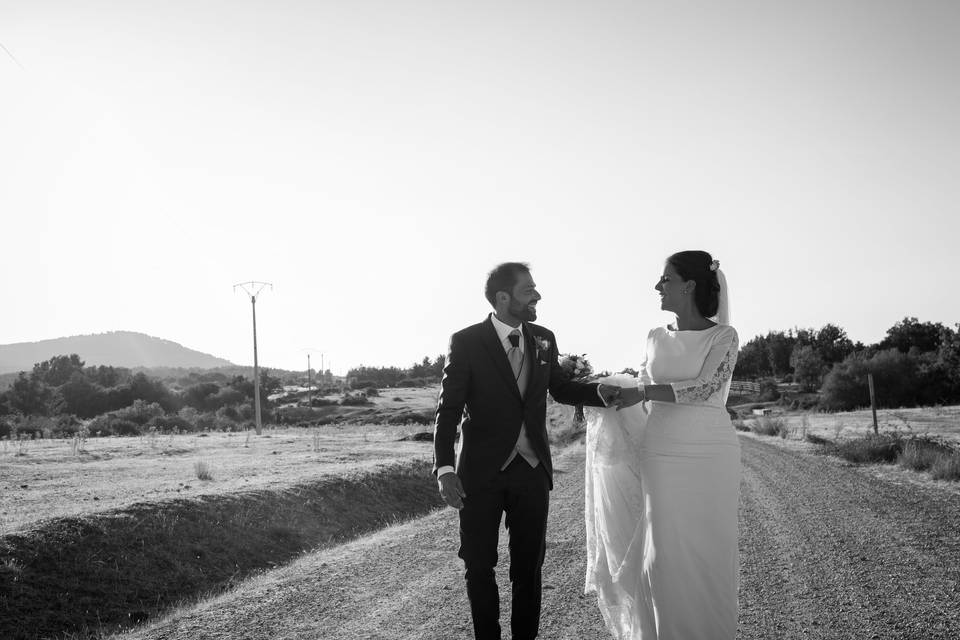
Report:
0,331,235,375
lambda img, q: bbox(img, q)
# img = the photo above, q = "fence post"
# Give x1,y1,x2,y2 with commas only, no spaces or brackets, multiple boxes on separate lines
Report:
867,373,878,435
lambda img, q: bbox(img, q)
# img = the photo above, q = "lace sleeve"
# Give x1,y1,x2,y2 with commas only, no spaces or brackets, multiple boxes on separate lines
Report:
669,327,739,405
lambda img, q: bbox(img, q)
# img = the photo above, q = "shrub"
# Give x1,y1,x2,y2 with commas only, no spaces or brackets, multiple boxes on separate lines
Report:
897,438,953,472
750,416,785,437
340,393,370,406
388,410,434,426
364,386,380,397
833,433,902,464
194,460,213,481
10,415,59,439
276,405,337,425
931,453,960,481
110,419,141,436
757,378,780,402
111,400,166,426
309,397,338,407
146,414,193,433
194,412,217,432
216,405,240,421
805,433,831,446
820,349,925,411
732,419,750,432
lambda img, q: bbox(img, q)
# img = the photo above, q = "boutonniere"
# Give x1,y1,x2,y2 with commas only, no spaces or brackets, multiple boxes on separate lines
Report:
533,336,551,364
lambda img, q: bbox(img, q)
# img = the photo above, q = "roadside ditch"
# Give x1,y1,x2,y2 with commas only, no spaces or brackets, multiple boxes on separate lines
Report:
0,458,442,640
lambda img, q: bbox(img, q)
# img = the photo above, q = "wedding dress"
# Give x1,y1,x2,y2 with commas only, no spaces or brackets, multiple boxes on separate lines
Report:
585,324,741,639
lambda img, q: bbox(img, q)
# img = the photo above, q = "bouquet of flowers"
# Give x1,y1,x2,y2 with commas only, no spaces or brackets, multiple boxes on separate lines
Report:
558,353,593,423
557,353,593,382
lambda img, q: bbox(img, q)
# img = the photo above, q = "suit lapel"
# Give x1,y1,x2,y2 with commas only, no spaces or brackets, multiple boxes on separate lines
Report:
480,317,522,401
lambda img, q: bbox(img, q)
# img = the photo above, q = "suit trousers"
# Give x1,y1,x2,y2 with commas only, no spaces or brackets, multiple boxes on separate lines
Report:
458,457,550,640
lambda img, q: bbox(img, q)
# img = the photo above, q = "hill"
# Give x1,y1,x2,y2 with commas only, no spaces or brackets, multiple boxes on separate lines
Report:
0,331,234,375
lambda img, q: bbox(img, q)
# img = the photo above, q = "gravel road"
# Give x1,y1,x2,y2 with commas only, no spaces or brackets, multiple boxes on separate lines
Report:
121,435,960,640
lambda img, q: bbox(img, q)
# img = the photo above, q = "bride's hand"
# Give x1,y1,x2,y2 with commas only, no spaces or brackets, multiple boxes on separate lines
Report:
597,384,621,407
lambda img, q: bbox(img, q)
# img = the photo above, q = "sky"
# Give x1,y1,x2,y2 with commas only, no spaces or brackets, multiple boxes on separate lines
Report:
1,0,958,375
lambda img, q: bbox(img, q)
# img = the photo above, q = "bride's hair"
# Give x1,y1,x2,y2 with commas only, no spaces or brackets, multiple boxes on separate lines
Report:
667,251,721,318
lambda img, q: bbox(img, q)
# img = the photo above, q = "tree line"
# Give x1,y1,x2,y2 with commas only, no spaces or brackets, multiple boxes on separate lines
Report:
736,317,960,410
0,355,283,438
347,355,445,389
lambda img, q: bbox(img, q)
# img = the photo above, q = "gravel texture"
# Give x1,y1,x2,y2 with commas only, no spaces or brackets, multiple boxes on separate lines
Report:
118,435,960,640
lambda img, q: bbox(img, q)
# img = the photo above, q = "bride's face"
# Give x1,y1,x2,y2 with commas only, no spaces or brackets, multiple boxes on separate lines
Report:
655,263,688,313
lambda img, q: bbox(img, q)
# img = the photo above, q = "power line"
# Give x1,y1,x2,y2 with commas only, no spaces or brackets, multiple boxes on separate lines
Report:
0,40,25,70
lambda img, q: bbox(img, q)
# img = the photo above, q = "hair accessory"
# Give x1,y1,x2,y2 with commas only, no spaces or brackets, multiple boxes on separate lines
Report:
709,260,720,272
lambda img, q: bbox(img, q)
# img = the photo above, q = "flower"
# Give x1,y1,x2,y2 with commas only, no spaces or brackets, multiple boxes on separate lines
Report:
709,259,720,272
534,336,551,354
557,353,593,382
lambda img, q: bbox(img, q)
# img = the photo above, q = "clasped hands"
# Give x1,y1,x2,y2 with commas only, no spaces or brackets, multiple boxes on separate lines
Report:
598,383,645,411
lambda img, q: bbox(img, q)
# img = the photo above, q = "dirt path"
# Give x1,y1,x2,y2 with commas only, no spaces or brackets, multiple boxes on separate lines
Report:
120,436,960,640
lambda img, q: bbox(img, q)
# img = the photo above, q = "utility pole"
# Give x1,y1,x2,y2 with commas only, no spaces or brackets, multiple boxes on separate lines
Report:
303,348,323,402
234,281,272,435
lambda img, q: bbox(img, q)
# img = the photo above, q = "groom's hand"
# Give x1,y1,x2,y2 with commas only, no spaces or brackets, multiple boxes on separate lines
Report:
438,472,466,510
597,384,621,407
615,386,644,410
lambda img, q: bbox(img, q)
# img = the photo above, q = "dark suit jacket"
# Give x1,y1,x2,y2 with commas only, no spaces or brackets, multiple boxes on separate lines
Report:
433,316,605,492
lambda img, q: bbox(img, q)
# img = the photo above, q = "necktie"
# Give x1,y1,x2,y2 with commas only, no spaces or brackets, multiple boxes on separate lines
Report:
507,330,523,380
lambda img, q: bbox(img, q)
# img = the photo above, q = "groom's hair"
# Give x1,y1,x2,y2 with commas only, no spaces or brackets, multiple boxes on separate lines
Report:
667,251,721,318
485,262,531,307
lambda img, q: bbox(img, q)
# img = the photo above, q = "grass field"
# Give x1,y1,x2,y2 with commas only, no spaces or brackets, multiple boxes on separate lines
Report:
0,387,448,639
0,387,442,535
755,404,960,444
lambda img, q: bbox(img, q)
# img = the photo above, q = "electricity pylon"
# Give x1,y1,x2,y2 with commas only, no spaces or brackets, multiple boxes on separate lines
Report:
234,281,272,434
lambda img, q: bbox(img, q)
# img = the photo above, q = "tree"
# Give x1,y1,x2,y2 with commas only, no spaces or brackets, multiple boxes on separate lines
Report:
86,364,127,387
814,324,855,365
6,372,50,416
128,372,178,412
32,354,85,387
764,331,795,379
937,324,960,380
790,345,826,392
409,356,432,378
879,317,946,354
820,349,924,411
430,354,446,378
736,337,770,379
53,372,107,418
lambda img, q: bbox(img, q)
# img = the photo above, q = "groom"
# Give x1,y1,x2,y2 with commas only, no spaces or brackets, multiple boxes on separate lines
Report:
434,262,619,640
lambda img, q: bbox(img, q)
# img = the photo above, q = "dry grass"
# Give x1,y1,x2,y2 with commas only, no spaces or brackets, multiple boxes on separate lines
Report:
0,459,443,640
932,453,960,481
789,405,960,445
0,387,445,640
0,424,433,535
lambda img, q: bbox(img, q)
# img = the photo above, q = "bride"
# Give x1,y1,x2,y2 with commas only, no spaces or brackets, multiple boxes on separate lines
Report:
584,250,741,639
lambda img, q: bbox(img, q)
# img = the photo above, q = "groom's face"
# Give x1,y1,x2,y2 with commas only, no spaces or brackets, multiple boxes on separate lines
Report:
505,271,541,322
